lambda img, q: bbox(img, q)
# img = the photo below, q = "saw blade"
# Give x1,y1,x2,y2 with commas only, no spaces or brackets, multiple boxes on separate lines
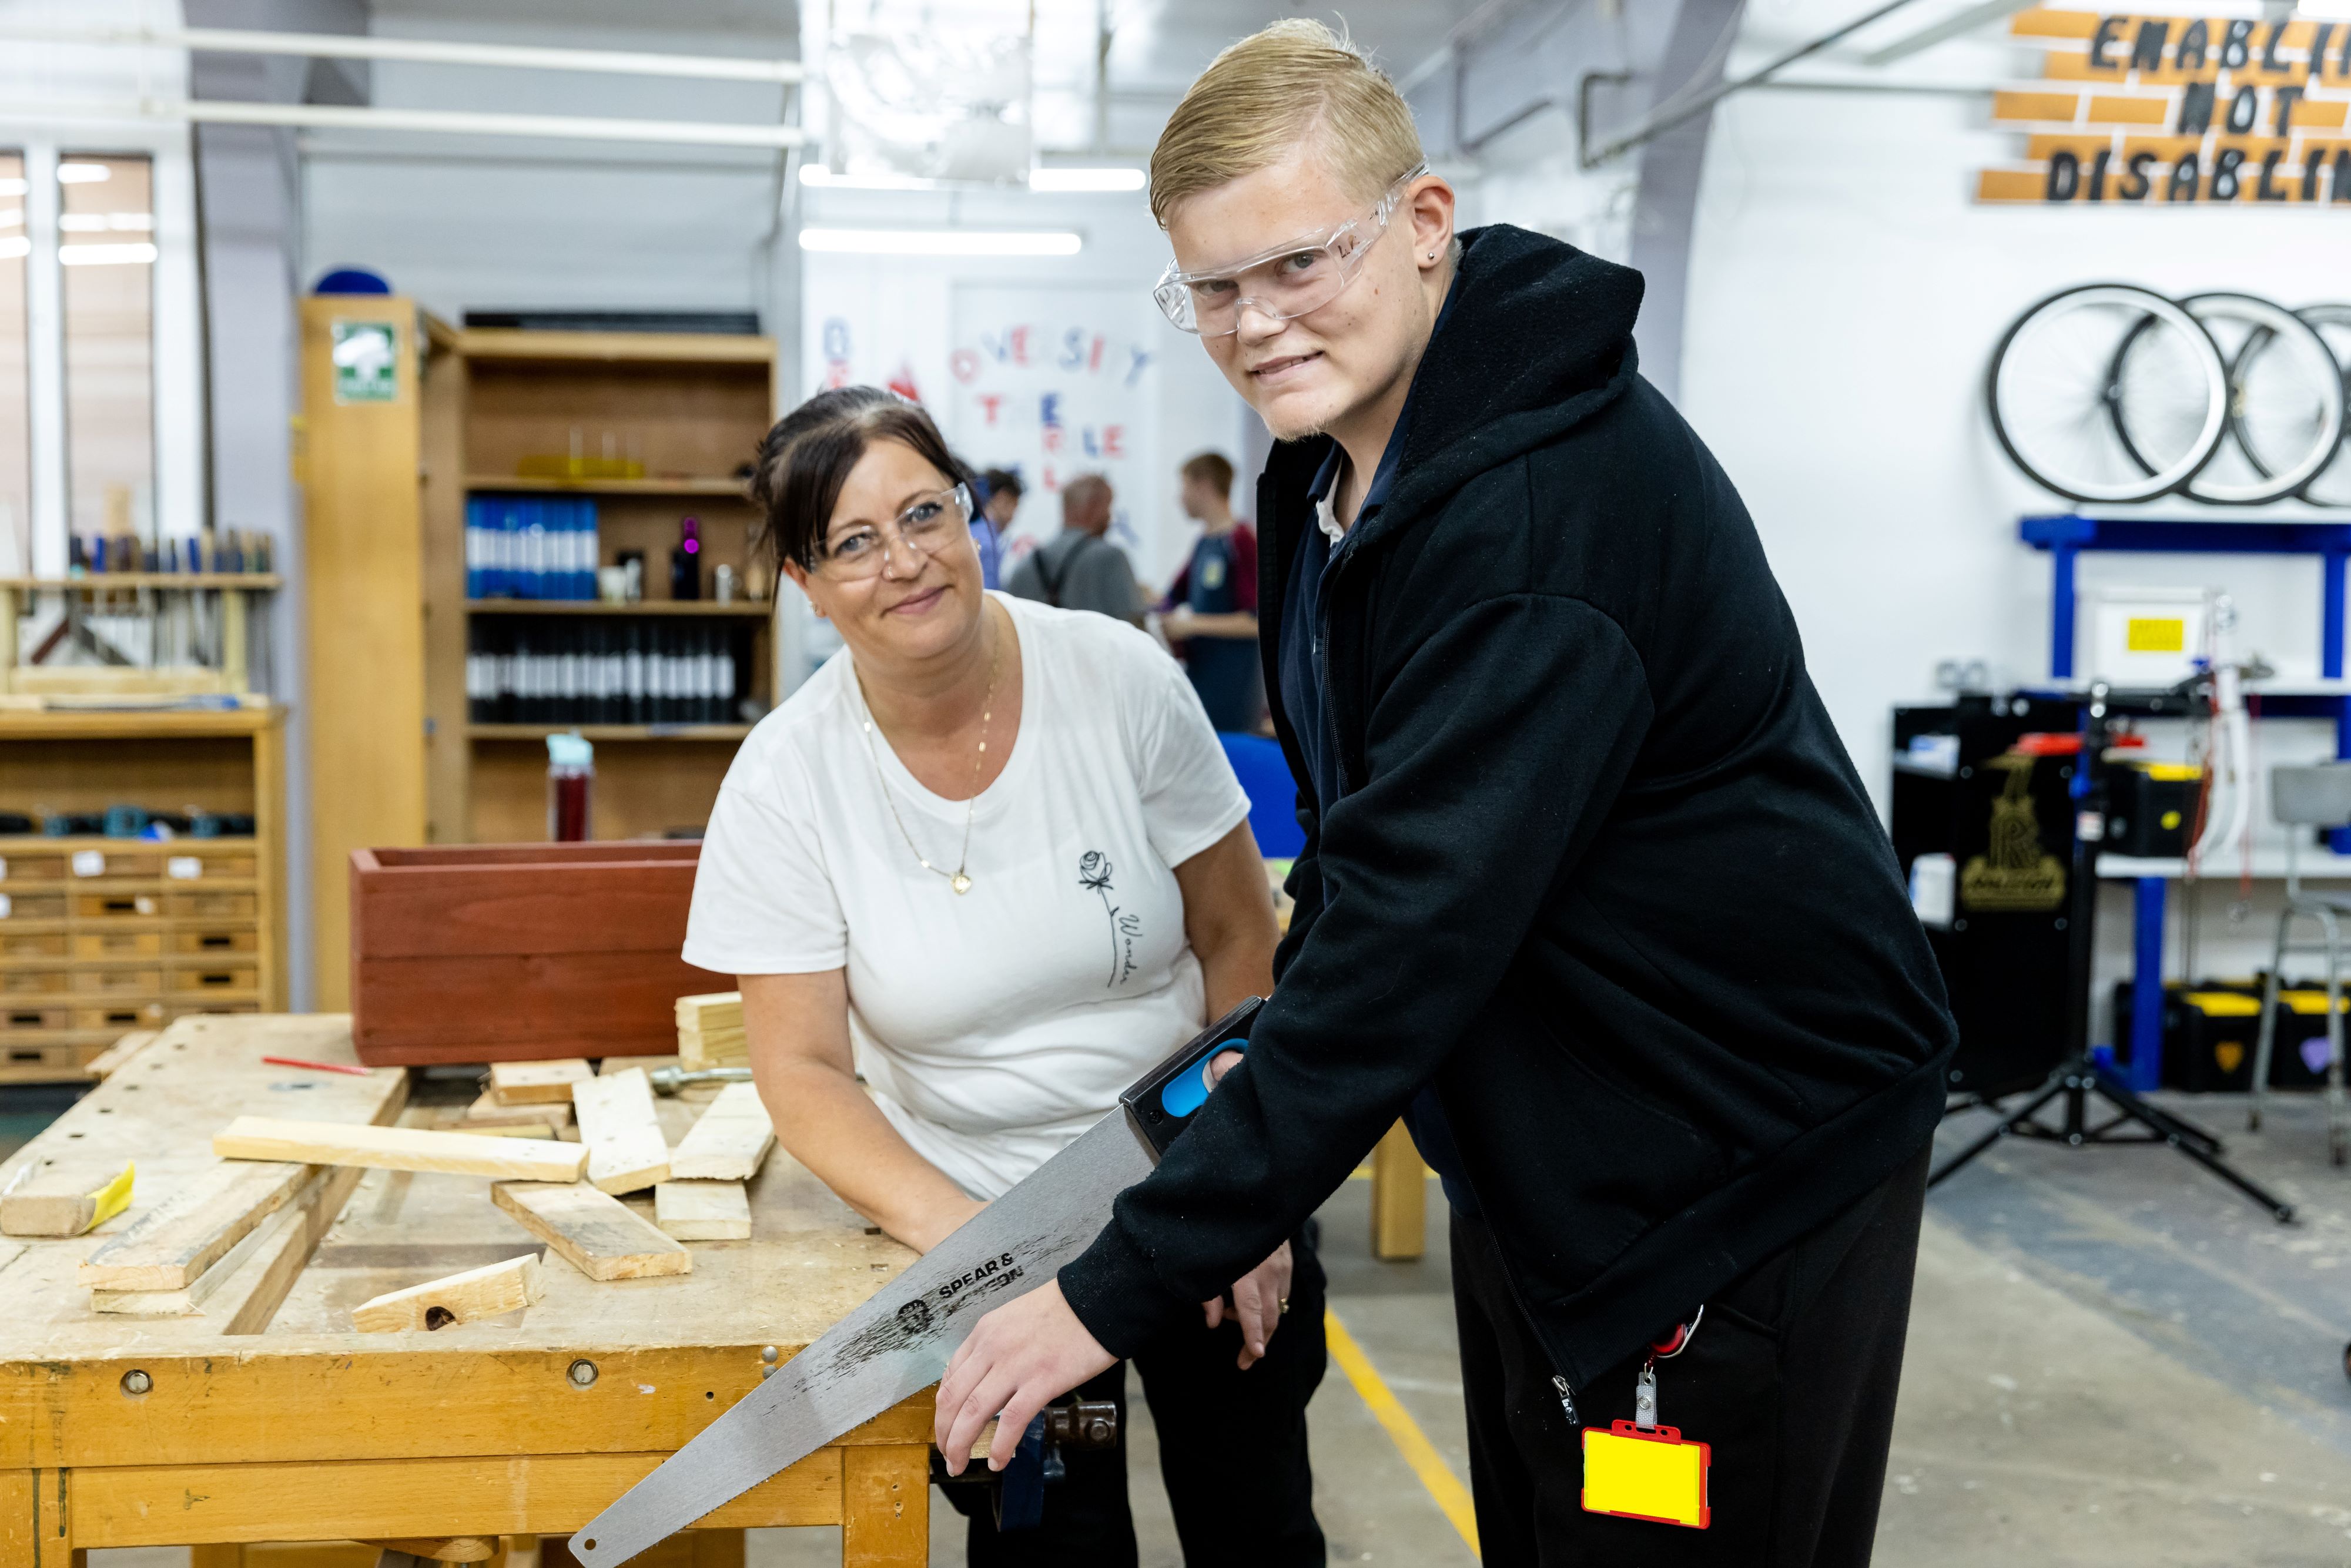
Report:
569,1110,1157,1567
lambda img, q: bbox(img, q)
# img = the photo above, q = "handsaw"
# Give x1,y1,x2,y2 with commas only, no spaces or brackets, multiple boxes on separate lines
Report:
569,996,1264,1567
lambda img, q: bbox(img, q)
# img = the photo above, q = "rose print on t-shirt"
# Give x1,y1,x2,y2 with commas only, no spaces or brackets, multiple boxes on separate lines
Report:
1079,850,1141,988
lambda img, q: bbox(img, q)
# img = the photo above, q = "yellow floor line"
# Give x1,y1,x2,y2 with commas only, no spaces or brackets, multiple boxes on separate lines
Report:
1324,1306,1480,1554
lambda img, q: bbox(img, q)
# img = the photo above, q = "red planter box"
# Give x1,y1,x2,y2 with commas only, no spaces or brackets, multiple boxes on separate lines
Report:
349,843,726,1066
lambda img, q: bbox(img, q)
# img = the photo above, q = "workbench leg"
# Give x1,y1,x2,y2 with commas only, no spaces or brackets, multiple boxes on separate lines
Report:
189,1547,243,1568
688,1532,742,1568
840,1447,927,1568
0,1473,31,1568
1369,1120,1426,1262
6,1470,68,1568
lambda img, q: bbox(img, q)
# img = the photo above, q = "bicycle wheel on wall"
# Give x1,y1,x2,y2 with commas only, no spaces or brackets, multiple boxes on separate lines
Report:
1988,284,2226,504
2144,293,2347,506
2298,304,2351,509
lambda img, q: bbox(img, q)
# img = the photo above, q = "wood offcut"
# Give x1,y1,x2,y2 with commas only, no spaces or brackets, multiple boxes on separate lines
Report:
351,1252,544,1331
572,1066,671,1195
491,1180,689,1280
213,1116,589,1182
667,1081,773,1182
654,1181,751,1241
0,1158,133,1238
489,1057,592,1104
79,1158,313,1291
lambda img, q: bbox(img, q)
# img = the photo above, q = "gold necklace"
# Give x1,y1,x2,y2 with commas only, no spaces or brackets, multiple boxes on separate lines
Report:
858,618,1002,895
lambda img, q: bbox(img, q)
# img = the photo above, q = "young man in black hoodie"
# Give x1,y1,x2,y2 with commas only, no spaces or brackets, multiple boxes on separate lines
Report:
939,21,1958,1562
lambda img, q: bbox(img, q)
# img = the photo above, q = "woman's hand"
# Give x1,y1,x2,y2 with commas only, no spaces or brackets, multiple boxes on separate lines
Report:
935,1280,1116,1475
902,1194,989,1255
1204,1239,1293,1369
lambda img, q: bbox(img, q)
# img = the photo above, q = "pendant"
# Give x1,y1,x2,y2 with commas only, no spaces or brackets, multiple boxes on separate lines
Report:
951,872,973,895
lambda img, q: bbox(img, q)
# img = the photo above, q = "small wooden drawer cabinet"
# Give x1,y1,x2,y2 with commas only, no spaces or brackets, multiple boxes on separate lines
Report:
0,836,275,1081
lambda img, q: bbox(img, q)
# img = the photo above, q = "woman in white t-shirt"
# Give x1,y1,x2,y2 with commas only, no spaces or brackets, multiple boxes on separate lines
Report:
684,387,1326,1567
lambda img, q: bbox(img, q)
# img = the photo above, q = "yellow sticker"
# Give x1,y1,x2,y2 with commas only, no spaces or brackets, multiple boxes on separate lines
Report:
1582,1422,1710,1530
2126,617,2186,652
87,1161,135,1228
2159,810,2182,830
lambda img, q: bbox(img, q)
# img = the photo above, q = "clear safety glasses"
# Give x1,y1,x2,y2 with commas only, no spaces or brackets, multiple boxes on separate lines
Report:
816,483,974,582
1151,165,1429,338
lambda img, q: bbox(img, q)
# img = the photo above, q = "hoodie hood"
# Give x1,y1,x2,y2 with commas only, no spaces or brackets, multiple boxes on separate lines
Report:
1309,223,1646,549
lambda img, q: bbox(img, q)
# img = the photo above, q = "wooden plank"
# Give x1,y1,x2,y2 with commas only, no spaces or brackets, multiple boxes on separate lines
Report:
0,1159,133,1238
91,1188,294,1315
841,1446,928,1568
351,1252,544,1332
65,1449,839,1546
1369,1120,1426,1262
78,1158,313,1290
0,1467,29,1568
572,1067,669,1195
653,1182,749,1241
213,1117,588,1182
83,1029,159,1079
666,1082,772,1182
490,1058,591,1105
491,1181,688,1281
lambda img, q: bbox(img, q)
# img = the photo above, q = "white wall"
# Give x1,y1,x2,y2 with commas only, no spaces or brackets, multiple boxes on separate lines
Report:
797,179,1254,603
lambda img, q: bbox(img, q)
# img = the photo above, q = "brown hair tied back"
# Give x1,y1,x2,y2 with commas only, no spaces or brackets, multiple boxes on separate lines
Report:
749,387,976,576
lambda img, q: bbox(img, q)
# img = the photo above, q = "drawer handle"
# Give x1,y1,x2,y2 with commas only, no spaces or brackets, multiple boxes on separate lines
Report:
8,1048,39,1063
200,936,233,949
8,1012,43,1026
199,973,234,987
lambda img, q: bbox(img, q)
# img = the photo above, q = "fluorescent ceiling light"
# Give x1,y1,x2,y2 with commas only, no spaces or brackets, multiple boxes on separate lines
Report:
0,210,20,228
59,212,153,232
58,242,156,266
800,227,1081,256
56,162,112,183
0,236,26,260
1029,166,1145,193
2300,1,2351,16
0,179,24,196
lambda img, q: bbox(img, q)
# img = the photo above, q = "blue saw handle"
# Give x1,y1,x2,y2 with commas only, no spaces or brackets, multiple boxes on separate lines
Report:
1118,996,1263,1160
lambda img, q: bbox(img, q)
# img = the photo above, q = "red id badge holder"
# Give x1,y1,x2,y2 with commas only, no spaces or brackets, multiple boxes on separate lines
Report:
1579,1309,1712,1530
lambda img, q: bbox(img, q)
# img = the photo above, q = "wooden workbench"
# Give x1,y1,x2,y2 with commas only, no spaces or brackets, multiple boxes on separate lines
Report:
0,1014,931,1568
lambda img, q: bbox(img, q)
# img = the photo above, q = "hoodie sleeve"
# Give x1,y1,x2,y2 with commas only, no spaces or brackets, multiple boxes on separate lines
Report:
1059,591,1654,1352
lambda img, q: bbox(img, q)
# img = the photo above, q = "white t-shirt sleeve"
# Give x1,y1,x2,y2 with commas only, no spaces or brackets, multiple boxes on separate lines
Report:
1119,629,1253,868
684,760,849,976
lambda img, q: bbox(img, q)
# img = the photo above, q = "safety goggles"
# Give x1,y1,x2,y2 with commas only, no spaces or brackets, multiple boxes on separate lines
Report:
815,483,974,582
1151,164,1429,337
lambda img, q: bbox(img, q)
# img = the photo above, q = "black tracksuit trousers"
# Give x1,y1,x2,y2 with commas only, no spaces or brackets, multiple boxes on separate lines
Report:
943,1225,1328,1567
1452,1147,1930,1566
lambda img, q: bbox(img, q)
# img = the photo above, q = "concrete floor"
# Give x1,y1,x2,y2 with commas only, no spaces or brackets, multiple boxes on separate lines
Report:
24,1085,2351,1566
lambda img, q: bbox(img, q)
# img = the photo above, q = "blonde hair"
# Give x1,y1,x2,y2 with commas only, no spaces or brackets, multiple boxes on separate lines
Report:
1148,19,1426,229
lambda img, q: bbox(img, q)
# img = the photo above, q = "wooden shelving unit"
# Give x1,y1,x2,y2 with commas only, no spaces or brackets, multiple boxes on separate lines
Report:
418,323,781,847
0,706,287,1083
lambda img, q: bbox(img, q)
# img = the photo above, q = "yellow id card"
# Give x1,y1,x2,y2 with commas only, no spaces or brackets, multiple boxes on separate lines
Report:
1581,1420,1711,1529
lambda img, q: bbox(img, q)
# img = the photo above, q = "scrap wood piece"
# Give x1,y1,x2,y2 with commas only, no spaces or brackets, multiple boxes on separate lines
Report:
92,1186,297,1315
491,1181,688,1281
213,1116,588,1182
488,1058,593,1105
85,1029,160,1081
351,1251,544,1332
666,1081,773,1182
464,1088,572,1131
675,990,748,1071
79,1158,313,1291
1,1158,134,1238
653,1181,751,1241
571,1066,670,1195
89,1161,359,1319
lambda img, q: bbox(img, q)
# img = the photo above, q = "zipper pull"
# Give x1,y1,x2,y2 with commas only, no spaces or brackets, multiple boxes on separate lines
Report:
1552,1373,1578,1428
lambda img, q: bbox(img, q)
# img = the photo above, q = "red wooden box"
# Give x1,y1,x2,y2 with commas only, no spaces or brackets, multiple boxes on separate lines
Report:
349,843,728,1066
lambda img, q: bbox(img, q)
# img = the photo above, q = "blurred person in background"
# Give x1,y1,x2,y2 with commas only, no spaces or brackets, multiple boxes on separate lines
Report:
974,467,1023,589
1160,451,1263,733
1007,474,1145,627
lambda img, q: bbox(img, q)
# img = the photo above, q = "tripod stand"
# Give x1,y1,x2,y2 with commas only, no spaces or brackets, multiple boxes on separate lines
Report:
1926,683,2297,1224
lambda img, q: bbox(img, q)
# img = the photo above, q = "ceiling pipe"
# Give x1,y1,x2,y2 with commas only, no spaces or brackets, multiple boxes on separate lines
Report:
4,98,808,149
0,26,803,83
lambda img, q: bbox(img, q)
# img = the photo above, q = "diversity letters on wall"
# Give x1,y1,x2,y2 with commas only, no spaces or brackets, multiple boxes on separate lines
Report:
1978,8,2351,205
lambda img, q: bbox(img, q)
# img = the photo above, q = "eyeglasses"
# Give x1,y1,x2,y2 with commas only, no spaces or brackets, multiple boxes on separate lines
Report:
1151,165,1428,338
816,483,974,581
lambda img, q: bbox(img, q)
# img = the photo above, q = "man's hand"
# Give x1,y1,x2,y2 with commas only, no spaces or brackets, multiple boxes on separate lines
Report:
1163,605,1198,641
935,1279,1116,1475
1204,1239,1292,1369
